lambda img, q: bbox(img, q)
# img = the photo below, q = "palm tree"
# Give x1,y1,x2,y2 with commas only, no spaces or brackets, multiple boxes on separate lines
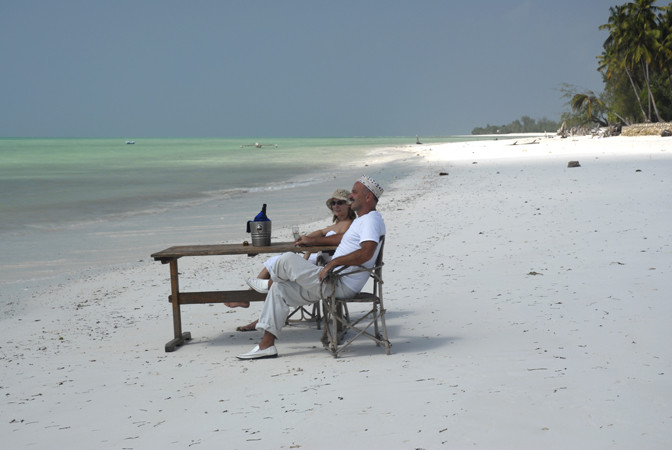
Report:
571,93,605,125
570,91,629,126
626,0,664,121
655,5,672,84
599,5,649,121
599,0,666,122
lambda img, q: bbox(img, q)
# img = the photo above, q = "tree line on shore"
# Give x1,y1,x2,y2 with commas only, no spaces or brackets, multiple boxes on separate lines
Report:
473,0,671,135
472,117,559,135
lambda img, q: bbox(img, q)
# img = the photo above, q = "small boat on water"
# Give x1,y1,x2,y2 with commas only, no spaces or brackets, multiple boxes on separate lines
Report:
240,142,277,149
126,140,135,144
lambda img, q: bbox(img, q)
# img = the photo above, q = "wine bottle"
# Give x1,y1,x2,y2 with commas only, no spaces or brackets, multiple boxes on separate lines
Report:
254,204,270,222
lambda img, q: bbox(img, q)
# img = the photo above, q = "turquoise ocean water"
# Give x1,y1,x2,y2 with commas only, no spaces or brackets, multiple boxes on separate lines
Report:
0,136,487,287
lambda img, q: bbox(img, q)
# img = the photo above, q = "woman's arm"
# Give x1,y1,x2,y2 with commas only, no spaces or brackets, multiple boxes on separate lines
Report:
298,219,352,244
295,232,343,247
305,227,329,238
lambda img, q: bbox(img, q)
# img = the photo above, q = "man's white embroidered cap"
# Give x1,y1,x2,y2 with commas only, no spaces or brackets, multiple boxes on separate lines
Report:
358,175,384,200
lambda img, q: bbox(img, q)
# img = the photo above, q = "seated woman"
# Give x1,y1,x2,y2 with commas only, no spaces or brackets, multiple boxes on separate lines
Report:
227,189,356,331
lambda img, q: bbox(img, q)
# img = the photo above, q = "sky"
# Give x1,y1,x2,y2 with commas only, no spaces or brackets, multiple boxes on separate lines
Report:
1,0,620,137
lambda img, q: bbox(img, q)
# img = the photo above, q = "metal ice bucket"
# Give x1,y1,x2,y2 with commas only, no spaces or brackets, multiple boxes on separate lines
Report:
247,220,272,246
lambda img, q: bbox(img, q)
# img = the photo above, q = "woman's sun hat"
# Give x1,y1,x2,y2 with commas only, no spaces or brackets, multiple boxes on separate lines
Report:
326,189,352,210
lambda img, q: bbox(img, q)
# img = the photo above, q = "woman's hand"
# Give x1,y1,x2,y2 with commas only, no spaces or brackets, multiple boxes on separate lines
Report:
295,235,315,246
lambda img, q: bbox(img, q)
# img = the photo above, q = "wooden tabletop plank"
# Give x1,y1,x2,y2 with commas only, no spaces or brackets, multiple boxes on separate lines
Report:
151,242,337,261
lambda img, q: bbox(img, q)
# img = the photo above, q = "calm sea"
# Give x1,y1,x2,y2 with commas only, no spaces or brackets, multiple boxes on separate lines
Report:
0,136,485,287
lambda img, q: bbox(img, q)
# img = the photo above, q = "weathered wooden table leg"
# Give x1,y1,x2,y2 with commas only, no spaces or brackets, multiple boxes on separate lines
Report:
165,258,191,352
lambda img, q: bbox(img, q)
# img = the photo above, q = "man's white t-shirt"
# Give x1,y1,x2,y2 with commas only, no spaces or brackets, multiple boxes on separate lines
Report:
332,210,386,293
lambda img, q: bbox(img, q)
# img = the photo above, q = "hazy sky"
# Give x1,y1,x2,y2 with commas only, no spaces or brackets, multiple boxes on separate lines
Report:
1,0,618,137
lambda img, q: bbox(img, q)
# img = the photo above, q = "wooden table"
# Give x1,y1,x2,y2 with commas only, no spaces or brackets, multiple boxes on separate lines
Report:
151,242,337,352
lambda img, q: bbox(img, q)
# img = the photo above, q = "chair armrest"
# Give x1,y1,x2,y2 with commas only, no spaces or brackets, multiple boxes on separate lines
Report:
323,262,384,286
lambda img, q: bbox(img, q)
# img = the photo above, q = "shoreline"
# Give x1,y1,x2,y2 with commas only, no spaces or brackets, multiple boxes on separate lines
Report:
0,139,426,289
3,132,535,291
2,135,671,448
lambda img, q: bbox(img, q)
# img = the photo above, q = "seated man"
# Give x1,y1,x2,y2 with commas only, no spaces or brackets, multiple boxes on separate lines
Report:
238,175,386,360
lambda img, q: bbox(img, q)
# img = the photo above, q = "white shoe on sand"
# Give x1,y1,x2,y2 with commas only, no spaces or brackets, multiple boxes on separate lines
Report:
246,278,270,294
237,345,278,360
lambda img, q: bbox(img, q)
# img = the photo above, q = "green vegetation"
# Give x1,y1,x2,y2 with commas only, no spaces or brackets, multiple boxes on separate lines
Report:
564,0,671,127
473,1,671,134
471,116,560,135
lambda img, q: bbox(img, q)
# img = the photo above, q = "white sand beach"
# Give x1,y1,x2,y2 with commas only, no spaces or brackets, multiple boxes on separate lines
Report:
2,135,671,449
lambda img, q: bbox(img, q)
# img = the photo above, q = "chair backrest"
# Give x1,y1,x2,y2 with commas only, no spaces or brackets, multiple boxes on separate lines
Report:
370,235,385,294
373,235,385,276
375,235,385,264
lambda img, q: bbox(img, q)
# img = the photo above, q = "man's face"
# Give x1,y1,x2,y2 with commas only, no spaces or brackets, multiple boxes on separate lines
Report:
349,182,366,213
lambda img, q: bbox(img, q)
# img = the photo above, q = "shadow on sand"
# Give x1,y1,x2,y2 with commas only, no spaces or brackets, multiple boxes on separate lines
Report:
191,308,460,359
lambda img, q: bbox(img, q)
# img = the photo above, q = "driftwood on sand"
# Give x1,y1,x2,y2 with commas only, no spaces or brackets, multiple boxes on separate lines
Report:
511,139,539,145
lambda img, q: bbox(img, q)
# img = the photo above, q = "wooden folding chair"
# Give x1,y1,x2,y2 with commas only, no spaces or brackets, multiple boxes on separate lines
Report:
320,236,390,357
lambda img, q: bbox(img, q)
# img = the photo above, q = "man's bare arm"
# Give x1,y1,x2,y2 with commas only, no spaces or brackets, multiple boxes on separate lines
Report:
319,240,378,280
